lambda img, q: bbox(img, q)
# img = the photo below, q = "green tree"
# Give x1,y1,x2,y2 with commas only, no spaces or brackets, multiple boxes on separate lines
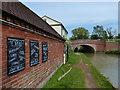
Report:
116,33,120,39
102,30,108,40
69,36,76,40
70,27,89,40
92,25,108,40
106,27,114,39
90,34,99,40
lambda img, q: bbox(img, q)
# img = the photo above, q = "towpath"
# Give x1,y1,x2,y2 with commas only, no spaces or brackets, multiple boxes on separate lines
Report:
74,53,98,88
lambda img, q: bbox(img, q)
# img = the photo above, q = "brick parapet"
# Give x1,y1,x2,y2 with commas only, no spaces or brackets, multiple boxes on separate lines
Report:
72,40,119,51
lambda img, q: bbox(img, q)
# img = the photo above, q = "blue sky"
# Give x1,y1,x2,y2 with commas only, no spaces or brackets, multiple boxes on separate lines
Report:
21,2,118,38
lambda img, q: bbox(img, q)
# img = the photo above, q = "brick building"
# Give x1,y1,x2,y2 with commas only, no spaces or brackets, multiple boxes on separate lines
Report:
0,1,65,88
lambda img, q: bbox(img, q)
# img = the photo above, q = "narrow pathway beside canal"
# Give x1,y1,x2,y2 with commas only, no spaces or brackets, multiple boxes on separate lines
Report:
75,53,98,88
43,51,114,88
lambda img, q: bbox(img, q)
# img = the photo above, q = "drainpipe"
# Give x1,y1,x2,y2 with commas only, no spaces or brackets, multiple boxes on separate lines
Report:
63,54,66,64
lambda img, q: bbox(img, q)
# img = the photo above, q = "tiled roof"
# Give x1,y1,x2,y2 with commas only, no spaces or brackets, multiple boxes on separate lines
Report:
2,2,64,41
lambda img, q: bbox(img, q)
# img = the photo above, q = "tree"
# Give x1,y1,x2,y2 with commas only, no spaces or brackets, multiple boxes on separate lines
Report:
69,36,75,40
116,33,120,39
92,25,108,40
90,34,99,39
70,27,89,40
106,27,114,39
102,30,108,40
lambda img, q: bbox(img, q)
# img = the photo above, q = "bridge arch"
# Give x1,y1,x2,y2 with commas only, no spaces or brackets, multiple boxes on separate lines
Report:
72,40,106,52
79,45,95,53
73,44,96,53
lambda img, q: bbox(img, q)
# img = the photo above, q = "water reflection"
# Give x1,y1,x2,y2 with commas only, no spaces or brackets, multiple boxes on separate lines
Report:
85,53,119,88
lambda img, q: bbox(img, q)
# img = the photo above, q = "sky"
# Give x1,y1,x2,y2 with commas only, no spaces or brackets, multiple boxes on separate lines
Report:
20,1,118,38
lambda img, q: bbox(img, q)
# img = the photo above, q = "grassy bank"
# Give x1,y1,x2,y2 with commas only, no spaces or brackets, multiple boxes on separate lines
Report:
107,40,120,43
80,53,114,88
104,50,120,54
43,51,114,88
43,51,86,88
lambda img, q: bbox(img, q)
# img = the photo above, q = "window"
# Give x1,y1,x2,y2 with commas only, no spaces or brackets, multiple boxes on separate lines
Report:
30,40,39,66
42,42,48,62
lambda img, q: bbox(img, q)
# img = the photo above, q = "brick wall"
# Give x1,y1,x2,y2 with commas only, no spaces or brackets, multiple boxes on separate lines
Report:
1,23,64,88
72,40,106,45
72,40,119,51
72,40,106,51
96,44,106,51
106,42,120,50
0,18,2,90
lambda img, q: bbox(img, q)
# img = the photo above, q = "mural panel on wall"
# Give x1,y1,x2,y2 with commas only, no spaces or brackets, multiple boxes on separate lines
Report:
42,42,48,62
7,37,25,75
30,40,39,66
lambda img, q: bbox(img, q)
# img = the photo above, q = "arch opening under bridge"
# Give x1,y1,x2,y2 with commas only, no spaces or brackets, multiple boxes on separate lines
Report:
74,47,79,52
73,45,95,53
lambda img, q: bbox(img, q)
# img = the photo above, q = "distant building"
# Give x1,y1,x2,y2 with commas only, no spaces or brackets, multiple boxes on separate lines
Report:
42,16,68,38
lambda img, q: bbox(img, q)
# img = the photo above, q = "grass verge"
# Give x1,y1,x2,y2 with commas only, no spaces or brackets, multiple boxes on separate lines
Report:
43,51,114,88
43,51,86,88
66,51,80,64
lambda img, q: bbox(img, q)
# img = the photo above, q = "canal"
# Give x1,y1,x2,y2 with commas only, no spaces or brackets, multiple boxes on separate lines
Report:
85,53,119,88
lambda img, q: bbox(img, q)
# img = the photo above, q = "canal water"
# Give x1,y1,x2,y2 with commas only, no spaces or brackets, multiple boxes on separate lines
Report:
85,53,119,88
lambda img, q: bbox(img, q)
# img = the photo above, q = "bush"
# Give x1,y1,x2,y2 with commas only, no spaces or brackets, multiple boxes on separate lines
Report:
104,50,120,54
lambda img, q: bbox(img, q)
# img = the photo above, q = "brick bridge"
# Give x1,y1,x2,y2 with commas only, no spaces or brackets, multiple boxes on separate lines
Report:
71,40,120,53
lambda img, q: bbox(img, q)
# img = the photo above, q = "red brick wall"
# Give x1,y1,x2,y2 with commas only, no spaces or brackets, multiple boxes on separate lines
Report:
1,24,64,88
0,19,2,90
96,44,105,51
72,40,119,51
72,40,106,45
72,40,106,51
105,42,120,50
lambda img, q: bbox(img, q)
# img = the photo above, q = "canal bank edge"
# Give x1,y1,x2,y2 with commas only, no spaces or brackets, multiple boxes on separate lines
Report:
80,53,116,88
96,50,120,55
